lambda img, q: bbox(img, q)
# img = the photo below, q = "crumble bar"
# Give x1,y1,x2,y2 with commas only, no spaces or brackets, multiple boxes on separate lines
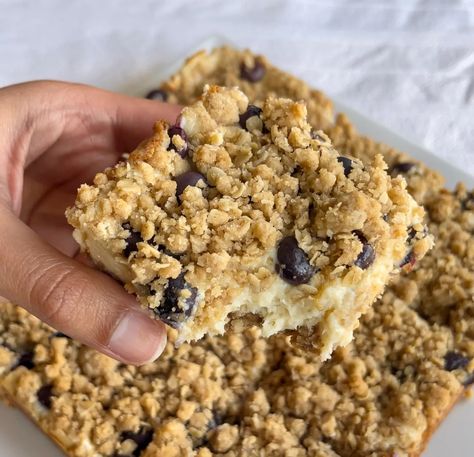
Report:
0,47,472,457
66,85,430,359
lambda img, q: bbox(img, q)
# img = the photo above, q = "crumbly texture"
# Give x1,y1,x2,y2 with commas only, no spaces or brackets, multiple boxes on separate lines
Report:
161,47,335,133
66,85,430,359
0,182,472,457
1,47,472,457
326,113,446,207
161,47,445,207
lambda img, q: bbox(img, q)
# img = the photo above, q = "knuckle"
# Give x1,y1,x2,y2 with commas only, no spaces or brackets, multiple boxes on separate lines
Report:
29,263,88,327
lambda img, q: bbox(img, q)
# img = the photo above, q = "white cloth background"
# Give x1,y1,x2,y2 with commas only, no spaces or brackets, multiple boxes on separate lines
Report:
1,0,474,175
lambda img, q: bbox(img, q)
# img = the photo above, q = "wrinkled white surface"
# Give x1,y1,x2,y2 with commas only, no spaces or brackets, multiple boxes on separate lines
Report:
0,1,473,456
1,0,474,174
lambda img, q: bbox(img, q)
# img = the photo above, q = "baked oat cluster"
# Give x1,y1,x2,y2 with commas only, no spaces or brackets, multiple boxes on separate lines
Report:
0,46,472,457
67,85,431,359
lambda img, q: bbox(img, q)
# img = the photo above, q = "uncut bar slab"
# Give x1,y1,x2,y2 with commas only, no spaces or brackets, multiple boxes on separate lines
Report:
2,185,472,456
158,46,335,133
67,85,431,360
0,277,468,457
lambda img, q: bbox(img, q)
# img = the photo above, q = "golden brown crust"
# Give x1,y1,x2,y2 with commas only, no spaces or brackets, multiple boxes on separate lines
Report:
412,388,463,457
1,390,70,457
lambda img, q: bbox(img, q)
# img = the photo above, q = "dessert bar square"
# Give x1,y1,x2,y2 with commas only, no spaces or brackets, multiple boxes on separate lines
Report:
67,85,430,359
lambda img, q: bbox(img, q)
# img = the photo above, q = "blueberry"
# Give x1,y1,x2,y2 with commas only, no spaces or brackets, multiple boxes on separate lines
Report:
162,248,183,260
337,156,353,177
399,250,416,270
354,243,376,269
120,428,154,456
444,351,469,371
175,171,206,200
208,411,224,429
407,227,417,242
122,223,143,257
37,384,54,409
239,105,263,131
51,331,72,340
276,236,315,285
145,243,182,261
240,59,266,82
353,232,376,270
167,126,188,158
145,88,168,102
390,162,416,176
154,272,198,328
15,351,35,370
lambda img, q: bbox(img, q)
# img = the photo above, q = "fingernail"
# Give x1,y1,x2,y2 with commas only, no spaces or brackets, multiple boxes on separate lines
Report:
108,311,166,364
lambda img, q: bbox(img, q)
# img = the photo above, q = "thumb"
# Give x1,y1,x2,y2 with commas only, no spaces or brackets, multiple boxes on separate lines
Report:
0,207,167,365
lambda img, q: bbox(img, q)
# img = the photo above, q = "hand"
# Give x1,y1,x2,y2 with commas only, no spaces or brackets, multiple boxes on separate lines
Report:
0,81,180,364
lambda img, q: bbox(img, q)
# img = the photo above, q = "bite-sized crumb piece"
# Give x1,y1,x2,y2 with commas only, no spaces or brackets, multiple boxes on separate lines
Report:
66,85,431,359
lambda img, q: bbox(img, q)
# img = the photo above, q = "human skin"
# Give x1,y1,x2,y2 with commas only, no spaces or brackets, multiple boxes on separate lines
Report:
0,81,180,364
